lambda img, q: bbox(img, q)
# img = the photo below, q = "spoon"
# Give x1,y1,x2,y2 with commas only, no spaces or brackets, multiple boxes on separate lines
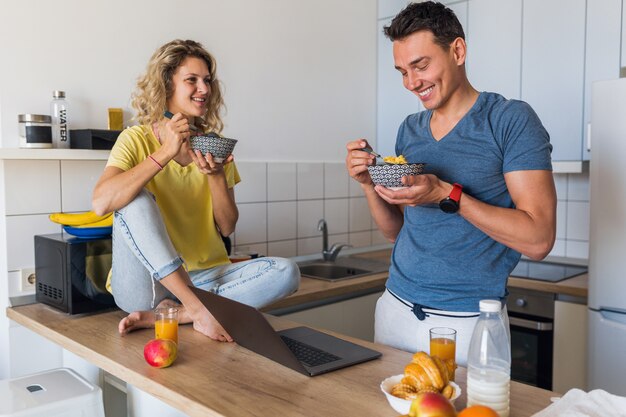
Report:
360,147,387,164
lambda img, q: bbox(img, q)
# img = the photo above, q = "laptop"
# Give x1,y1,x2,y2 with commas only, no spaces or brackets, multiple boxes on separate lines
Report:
188,286,382,376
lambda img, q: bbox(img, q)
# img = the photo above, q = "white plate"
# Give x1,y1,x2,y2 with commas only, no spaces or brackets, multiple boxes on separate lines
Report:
380,374,461,414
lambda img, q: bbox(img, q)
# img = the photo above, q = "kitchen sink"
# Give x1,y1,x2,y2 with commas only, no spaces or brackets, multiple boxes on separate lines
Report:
297,256,389,281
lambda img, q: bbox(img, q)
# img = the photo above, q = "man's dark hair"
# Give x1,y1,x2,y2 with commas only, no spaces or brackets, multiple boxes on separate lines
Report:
383,1,465,50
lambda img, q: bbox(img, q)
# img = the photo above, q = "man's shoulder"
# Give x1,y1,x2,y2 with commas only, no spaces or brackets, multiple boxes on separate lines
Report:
481,92,533,116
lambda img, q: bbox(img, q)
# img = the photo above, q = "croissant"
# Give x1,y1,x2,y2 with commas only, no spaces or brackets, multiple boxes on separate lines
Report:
391,351,458,400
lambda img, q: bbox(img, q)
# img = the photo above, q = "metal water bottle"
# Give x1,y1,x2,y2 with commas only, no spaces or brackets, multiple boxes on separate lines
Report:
51,90,70,148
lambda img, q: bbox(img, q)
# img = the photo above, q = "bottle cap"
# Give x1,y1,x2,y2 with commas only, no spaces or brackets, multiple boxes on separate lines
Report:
52,90,66,99
479,299,502,313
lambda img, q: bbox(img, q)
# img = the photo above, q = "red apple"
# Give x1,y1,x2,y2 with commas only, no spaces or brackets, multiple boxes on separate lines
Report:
144,338,178,368
409,392,457,417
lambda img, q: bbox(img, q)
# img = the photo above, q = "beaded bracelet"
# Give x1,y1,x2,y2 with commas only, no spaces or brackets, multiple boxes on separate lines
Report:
147,155,163,170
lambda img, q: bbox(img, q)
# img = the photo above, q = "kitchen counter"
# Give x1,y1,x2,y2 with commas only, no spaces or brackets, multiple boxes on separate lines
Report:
265,249,587,313
6,303,557,417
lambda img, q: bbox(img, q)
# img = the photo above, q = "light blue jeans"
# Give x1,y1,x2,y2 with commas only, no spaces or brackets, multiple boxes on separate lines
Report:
111,190,300,312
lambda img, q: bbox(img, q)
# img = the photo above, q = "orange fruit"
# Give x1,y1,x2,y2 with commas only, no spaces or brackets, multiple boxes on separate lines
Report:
457,405,499,417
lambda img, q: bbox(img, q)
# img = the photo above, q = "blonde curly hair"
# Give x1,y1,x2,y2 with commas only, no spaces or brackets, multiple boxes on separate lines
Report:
131,39,224,133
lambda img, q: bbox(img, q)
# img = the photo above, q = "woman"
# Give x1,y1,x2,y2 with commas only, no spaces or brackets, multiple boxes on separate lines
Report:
92,39,299,342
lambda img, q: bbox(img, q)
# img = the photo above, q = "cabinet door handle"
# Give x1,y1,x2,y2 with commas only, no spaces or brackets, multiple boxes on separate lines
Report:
586,122,592,152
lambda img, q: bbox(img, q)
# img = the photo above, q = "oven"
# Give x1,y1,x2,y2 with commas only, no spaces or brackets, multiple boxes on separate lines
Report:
506,287,554,390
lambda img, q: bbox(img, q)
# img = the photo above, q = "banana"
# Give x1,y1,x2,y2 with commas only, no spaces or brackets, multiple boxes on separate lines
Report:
73,215,114,228
49,211,112,226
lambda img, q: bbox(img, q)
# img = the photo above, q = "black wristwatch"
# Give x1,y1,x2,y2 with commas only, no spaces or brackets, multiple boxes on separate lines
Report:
439,183,463,213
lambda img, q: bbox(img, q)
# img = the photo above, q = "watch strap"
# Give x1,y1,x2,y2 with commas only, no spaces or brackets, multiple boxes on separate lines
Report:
449,183,463,203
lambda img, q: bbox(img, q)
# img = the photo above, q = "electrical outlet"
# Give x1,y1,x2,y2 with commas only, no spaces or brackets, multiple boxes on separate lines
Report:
19,268,36,291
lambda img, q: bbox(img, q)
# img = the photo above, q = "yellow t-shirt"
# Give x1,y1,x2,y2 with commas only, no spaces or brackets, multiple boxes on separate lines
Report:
107,125,240,273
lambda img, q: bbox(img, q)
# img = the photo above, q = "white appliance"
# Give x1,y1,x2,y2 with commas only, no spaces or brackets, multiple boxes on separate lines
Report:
588,77,626,395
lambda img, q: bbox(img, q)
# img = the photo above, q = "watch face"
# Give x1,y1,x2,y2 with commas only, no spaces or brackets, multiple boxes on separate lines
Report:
439,198,459,213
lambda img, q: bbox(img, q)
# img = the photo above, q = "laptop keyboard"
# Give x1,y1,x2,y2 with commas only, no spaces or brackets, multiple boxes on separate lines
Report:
280,335,341,367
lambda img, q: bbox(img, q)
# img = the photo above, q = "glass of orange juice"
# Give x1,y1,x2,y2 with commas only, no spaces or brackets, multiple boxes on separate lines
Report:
155,307,179,345
429,327,456,362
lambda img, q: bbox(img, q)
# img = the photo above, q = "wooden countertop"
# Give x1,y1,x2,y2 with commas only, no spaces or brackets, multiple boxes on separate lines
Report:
266,249,587,312
6,303,557,417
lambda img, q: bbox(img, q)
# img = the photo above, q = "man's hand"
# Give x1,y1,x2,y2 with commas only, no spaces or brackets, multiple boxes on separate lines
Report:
345,139,376,185
373,174,451,207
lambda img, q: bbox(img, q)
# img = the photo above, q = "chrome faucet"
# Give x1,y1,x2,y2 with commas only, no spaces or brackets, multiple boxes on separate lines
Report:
317,219,352,261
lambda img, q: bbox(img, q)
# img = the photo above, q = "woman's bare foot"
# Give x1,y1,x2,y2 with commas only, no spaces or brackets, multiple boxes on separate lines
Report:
118,299,189,335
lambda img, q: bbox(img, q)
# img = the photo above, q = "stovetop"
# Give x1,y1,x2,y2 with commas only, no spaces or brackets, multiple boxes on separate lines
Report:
510,259,587,282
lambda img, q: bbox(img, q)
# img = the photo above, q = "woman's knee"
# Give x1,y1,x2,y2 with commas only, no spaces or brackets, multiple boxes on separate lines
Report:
273,257,300,295
117,189,157,217
113,293,154,313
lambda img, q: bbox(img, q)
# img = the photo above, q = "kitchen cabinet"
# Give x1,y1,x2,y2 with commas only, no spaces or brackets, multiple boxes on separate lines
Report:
466,0,522,100
378,0,409,19
279,291,383,342
521,0,586,163
553,299,588,393
583,0,622,161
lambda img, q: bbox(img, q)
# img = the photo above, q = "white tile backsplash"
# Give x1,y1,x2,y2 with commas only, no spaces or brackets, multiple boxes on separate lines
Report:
5,160,61,215
567,171,590,201
324,163,349,198
349,230,372,247
6,214,61,270
297,236,323,256
267,240,298,258
349,197,372,232
61,160,107,212
267,163,297,201
553,172,590,261
235,162,267,203
235,202,267,244
566,240,589,260
297,163,324,200
267,202,297,241
297,200,324,238
556,201,566,239
566,201,590,241
349,177,363,197
554,173,568,200
323,198,349,235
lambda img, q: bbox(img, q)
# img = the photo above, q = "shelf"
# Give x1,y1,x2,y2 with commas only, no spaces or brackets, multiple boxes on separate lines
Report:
0,148,109,160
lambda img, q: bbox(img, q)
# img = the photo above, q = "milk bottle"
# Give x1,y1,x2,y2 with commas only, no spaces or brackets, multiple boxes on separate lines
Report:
466,299,511,417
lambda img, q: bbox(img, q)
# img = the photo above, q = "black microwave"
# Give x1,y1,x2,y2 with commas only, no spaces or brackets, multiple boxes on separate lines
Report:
34,233,116,314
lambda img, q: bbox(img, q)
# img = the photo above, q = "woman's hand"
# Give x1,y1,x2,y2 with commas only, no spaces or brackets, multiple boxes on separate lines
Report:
157,112,192,159
189,149,234,176
345,139,376,186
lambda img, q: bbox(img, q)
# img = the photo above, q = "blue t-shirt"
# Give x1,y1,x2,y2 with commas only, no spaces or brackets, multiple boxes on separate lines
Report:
387,92,552,312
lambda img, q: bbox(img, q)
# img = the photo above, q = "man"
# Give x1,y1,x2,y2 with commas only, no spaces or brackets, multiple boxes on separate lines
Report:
345,2,556,365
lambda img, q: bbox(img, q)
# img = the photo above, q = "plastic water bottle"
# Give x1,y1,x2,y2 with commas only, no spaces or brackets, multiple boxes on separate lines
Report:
51,90,70,148
466,300,511,417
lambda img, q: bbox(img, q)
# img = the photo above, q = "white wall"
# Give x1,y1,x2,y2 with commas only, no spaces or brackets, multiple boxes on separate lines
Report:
0,0,377,161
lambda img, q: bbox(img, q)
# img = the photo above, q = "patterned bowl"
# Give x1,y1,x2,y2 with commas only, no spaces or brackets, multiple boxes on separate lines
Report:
367,163,425,189
190,135,238,163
